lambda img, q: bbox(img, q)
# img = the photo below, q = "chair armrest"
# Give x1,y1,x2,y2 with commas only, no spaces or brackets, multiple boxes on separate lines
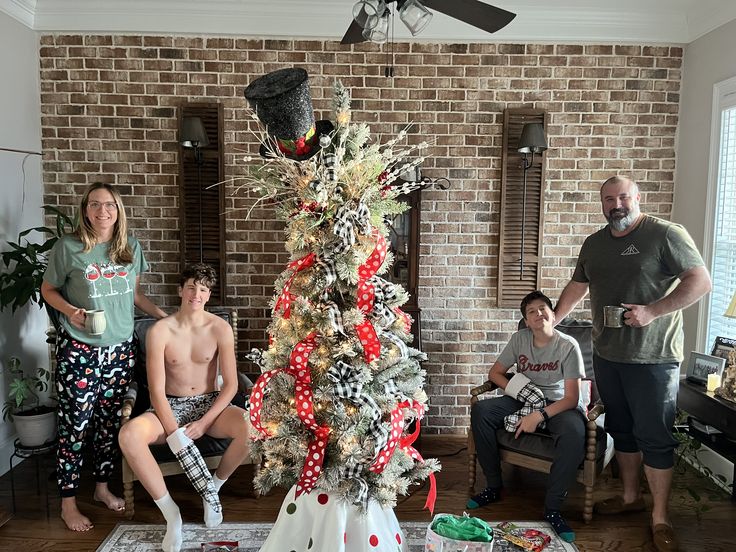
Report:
121,381,139,424
470,380,497,397
587,402,605,422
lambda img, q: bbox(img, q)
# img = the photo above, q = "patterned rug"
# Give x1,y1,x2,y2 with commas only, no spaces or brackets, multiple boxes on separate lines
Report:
97,521,578,551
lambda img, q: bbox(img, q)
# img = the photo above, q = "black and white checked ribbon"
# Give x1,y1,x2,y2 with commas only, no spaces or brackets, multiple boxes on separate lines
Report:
327,361,388,457
322,300,346,335
384,332,409,359
246,348,267,371
332,202,371,255
323,152,338,182
342,462,369,507
314,257,337,287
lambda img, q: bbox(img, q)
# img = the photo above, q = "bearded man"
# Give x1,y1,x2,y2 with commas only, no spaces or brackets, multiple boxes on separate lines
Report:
554,175,711,552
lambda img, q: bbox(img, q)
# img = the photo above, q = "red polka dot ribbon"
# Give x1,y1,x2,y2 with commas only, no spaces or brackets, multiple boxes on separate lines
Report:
355,231,387,363
248,333,330,497
394,307,412,334
273,253,316,319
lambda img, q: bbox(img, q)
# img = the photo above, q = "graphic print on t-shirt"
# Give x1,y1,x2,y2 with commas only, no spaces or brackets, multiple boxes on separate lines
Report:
517,355,560,374
620,244,640,256
83,262,133,298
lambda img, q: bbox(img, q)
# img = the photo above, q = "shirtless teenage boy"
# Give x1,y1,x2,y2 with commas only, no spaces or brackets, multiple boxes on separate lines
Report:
118,264,250,552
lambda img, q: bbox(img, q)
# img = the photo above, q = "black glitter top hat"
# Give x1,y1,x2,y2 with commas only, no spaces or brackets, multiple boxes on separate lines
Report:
244,68,334,161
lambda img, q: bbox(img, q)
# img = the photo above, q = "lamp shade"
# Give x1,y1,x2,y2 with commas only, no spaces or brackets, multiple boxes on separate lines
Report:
399,0,433,36
518,123,547,154
180,116,210,148
352,0,386,30
725,289,736,319
362,11,389,42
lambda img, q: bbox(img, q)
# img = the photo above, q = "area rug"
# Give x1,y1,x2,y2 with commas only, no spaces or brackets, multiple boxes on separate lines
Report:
97,521,578,551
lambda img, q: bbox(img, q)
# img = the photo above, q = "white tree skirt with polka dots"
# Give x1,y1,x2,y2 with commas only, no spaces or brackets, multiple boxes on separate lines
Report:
259,485,408,551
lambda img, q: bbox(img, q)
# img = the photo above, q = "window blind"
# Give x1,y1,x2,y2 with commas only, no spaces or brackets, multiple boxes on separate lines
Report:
707,105,736,348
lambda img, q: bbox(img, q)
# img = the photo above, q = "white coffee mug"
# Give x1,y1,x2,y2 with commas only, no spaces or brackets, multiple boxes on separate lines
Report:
85,309,106,335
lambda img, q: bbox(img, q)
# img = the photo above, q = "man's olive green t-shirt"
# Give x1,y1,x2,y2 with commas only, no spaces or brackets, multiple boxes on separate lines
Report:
572,215,704,364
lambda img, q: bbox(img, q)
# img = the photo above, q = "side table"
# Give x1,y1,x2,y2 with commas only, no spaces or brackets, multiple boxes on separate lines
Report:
9,439,56,519
678,377,736,501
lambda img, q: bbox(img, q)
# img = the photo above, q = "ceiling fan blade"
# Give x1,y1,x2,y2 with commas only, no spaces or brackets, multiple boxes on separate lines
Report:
422,0,516,34
341,19,367,44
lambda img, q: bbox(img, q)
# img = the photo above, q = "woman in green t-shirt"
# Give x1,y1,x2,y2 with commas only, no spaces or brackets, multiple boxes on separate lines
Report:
41,183,166,532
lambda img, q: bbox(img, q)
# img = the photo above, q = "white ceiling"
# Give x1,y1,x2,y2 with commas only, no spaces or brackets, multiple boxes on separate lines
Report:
2,0,736,44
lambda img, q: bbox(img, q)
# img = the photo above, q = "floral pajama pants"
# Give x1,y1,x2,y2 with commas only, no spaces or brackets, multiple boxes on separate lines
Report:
55,331,136,497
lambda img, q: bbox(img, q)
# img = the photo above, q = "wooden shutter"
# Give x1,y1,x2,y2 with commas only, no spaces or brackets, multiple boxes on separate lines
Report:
497,108,546,307
178,102,226,304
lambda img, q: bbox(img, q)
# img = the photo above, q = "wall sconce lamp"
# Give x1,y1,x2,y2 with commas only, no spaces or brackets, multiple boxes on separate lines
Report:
517,122,547,280
180,116,210,263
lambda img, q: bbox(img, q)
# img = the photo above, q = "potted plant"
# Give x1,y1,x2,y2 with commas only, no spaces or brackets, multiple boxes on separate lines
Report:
0,205,76,313
1,356,56,447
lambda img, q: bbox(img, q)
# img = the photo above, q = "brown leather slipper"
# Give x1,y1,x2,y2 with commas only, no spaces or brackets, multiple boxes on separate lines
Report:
653,523,678,552
593,495,646,515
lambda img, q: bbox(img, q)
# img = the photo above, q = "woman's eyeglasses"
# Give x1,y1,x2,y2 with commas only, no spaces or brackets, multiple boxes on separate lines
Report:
88,201,118,211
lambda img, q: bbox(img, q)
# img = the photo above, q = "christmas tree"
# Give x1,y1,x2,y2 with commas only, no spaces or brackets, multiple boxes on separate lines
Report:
242,69,440,550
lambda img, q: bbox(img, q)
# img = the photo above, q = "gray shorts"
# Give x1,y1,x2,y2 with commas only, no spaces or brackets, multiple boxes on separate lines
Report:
593,355,679,469
150,391,218,426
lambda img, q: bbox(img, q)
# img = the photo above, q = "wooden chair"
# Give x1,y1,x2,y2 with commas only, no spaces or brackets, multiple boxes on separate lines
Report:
120,310,259,519
467,318,615,523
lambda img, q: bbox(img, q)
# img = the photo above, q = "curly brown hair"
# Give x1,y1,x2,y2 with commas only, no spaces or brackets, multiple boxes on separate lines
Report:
179,263,217,290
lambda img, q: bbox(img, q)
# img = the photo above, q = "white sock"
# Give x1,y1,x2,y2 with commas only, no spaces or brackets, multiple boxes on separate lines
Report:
203,474,226,528
154,493,182,552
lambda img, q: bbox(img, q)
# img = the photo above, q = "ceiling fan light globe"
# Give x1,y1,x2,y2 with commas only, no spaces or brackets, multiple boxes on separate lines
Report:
352,0,386,30
362,13,389,42
399,0,433,36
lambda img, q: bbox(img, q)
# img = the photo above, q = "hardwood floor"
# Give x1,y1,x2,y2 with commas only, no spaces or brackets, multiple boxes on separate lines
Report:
0,435,733,551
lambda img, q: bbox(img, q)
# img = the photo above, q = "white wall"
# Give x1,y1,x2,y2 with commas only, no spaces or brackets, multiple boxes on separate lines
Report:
674,17,736,492
675,17,736,355
0,11,45,474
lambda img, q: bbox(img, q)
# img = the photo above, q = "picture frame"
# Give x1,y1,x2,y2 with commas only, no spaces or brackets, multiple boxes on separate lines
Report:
710,336,736,361
685,351,727,385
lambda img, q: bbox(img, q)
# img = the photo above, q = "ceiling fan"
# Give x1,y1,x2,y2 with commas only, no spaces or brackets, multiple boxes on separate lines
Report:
340,0,516,44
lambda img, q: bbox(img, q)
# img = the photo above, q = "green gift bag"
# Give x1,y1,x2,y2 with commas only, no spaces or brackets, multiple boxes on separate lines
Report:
425,513,494,551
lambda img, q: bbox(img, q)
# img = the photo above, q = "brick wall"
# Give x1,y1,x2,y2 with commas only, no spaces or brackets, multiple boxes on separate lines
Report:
38,35,682,433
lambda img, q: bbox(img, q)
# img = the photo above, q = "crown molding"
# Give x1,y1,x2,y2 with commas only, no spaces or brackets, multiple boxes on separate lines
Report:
0,0,36,28
1,0,734,45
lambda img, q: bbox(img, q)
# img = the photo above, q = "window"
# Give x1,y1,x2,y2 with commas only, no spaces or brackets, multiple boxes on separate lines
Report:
704,77,736,348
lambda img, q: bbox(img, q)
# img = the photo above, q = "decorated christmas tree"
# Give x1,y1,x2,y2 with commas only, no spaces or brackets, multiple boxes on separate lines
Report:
241,68,440,551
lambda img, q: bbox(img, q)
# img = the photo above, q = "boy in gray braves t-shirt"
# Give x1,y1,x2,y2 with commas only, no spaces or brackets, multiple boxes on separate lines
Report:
469,291,586,544
497,328,585,410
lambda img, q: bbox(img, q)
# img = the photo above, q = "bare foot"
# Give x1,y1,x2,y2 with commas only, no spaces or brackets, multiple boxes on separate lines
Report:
94,483,125,512
61,497,94,532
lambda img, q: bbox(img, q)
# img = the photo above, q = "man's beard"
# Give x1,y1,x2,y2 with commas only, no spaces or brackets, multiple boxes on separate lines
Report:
606,204,640,232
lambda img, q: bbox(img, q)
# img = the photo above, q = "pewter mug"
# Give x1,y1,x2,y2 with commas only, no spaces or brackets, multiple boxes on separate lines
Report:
85,309,106,335
603,305,629,328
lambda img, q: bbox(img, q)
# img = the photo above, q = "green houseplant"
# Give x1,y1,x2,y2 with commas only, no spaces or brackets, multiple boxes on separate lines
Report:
1,356,56,447
0,206,73,446
0,205,76,313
